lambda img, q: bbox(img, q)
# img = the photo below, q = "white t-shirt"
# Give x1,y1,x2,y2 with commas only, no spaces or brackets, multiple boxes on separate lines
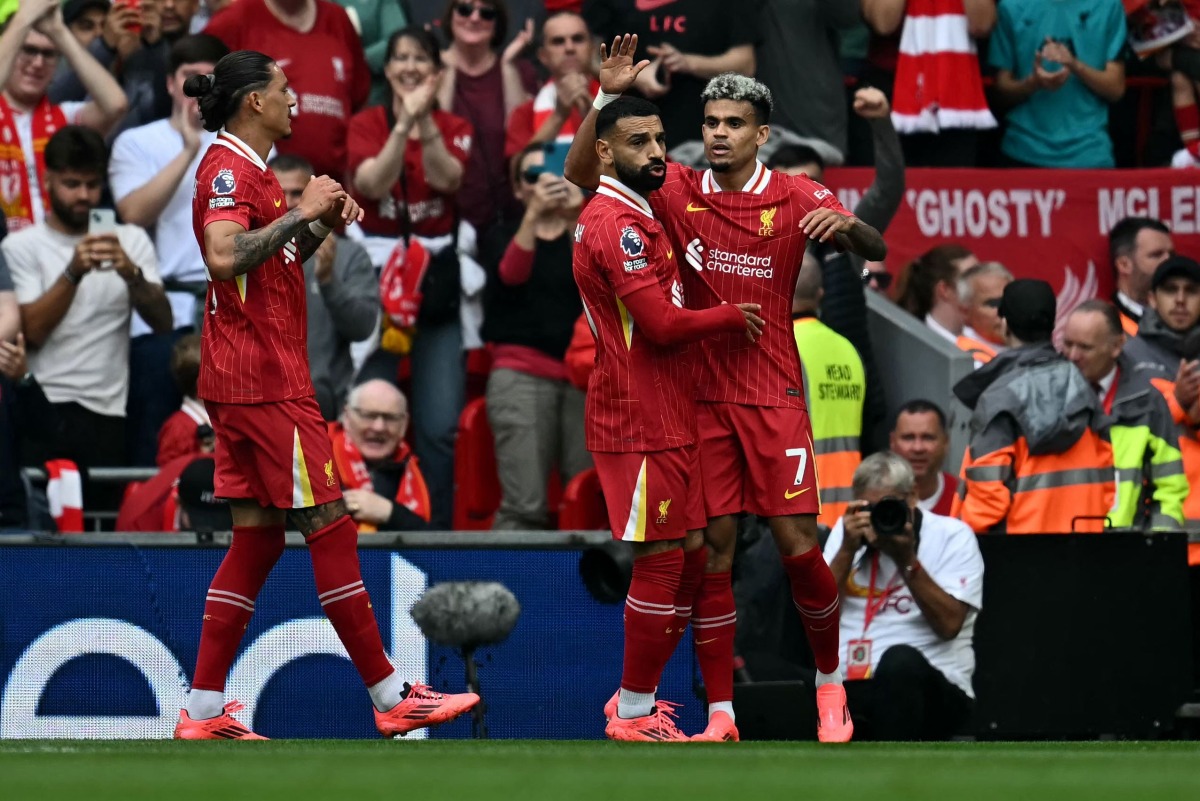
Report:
4,223,161,417
823,510,985,697
109,120,216,336
13,101,85,226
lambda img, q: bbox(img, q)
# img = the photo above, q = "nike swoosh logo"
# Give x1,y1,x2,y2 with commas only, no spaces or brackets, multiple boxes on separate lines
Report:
274,199,282,208
686,203,710,212
666,249,673,259
635,0,676,10
696,637,719,645
784,487,811,499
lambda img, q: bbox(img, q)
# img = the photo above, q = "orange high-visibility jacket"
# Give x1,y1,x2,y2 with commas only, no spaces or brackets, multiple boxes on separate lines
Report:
951,344,1115,534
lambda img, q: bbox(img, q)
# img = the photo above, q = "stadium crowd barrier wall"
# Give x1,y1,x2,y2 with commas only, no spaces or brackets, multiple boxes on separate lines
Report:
0,531,1192,740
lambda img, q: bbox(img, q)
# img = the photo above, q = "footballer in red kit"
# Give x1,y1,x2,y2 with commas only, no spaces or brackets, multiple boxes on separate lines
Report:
565,36,888,744
574,91,762,741
177,50,477,742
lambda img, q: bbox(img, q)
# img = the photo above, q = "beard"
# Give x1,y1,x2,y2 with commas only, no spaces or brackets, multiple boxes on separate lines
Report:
49,194,89,232
614,158,666,193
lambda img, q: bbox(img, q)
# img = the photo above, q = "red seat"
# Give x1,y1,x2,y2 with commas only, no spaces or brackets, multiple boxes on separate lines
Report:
452,397,500,530
558,467,606,531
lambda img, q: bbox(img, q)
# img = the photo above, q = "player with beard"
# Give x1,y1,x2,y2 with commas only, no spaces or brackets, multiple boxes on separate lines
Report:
573,93,763,741
566,36,887,743
178,50,478,739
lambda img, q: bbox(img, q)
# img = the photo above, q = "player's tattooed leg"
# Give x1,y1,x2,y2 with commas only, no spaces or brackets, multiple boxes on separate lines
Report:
289,499,350,537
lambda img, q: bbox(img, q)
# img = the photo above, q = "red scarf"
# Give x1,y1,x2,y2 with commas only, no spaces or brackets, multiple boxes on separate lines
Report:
890,0,996,134
0,95,68,232
328,423,431,532
378,237,430,354
45,459,83,533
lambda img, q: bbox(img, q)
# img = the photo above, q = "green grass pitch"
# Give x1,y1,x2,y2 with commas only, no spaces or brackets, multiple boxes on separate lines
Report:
2,741,1200,801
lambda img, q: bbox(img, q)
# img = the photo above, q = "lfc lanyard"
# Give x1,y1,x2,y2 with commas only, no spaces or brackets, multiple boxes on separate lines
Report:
861,551,904,637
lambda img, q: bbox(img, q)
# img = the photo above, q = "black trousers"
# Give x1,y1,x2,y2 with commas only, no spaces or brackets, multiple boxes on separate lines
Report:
841,644,975,741
22,402,127,522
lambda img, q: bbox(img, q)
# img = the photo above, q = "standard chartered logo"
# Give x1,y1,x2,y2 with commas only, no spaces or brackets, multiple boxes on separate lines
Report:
685,237,774,279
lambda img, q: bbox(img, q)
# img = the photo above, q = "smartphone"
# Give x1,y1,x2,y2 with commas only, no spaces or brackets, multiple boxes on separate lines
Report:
113,0,143,36
88,208,117,236
541,141,570,177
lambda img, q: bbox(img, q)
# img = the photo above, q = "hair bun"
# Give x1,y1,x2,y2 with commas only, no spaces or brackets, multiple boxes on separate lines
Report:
183,72,217,99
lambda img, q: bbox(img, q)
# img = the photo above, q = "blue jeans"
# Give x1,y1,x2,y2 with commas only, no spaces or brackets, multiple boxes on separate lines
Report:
126,327,192,466
357,321,465,529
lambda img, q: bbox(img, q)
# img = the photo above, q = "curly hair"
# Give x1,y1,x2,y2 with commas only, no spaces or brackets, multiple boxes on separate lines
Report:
700,73,773,125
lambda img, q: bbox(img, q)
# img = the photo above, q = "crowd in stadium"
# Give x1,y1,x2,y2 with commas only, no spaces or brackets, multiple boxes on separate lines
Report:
0,0,1199,739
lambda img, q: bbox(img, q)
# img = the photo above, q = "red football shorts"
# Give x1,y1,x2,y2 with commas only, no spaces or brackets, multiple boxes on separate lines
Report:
207,396,343,510
592,445,706,542
697,401,822,519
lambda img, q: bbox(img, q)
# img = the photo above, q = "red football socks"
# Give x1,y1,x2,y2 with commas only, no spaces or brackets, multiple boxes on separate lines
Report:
668,545,708,653
691,570,736,704
307,515,395,686
620,548,684,693
782,548,841,675
191,525,285,692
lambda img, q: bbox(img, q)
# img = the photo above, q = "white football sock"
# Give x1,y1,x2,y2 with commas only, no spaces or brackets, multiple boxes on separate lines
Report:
709,701,735,722
185,689,225,720
368,669,406,712
815,667,844,687
617,688,656,719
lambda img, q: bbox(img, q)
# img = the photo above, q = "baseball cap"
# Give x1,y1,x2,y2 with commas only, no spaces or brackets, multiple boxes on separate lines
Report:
177,457,232,533
997,278,1056,343
1151,254,1200,291
64,0,111,26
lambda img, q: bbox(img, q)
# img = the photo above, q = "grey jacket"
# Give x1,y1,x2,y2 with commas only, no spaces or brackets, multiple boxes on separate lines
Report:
305,236,379,420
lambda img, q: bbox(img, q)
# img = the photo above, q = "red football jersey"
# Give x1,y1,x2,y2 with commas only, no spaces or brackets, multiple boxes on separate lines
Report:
193,130,314,404
650,161,851,408
204,0,370,179
346,107,473,239
573,177,696,453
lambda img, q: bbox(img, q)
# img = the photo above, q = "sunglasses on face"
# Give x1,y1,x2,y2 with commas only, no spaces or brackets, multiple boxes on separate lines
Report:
861,267,893,290
547,34,588,47
521,166,545,184
455,3,497,21
982,297,1002,309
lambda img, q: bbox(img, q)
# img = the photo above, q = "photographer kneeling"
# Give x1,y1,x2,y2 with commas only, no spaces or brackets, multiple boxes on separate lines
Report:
822,452,984,741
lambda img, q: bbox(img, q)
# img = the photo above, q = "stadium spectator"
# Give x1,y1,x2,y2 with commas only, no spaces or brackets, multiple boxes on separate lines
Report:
4,125,169,469
895,243,977,354
563,311,595,391
271,154,378,420
862,0,996,167
1062,300,1186,531
824,451,984,741
861,260,892,295
755,0,862,164
0,0,128,231
109,33,227,466
889,399,958,516
156,333,214,467
175,454,232,533
583,0,757,151
63,0,109,49
180,48,476,740
952,279,1115,534
479,142,589,530
565,60,888,743
348,25,475,530
204,0,370,180
1108,216,1174,336
957,262,1012,367
792,251,864,530
989,0,1127,168
333,0,412,104
1124,255,1200,542
331,379,431,532
504,11,596,164
570,93,763,741
435,0,537,231
52,0,204,136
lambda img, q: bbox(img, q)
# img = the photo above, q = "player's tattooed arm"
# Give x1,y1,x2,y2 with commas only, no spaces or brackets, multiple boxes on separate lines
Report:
294,227,327,264
226,210,310,276
835,217,888,262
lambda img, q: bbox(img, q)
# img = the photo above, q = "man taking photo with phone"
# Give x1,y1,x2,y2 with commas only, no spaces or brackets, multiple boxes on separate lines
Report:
823,452,984,741
3,125,169,470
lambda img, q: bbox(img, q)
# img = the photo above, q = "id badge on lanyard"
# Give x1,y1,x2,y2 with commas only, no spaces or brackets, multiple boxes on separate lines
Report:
846,552,901,681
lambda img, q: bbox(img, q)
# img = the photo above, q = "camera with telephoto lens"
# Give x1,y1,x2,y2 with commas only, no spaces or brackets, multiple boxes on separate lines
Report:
863,496,911,537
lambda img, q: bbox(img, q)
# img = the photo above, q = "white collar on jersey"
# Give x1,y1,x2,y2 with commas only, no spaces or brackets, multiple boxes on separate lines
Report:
214,128,268,172
701,160,770,195
596,175,654,218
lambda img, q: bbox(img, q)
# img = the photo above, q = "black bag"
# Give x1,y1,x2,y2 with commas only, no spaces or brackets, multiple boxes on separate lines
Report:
400,171,460,328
